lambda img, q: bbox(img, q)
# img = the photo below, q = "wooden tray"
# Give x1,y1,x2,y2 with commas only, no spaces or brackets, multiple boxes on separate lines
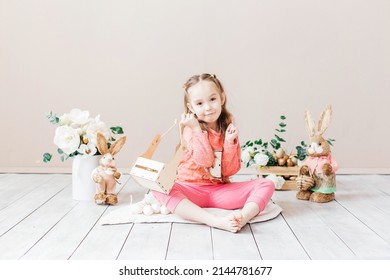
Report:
256,166,299,191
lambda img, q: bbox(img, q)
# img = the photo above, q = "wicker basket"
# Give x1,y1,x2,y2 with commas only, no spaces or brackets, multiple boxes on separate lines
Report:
256,166,300,191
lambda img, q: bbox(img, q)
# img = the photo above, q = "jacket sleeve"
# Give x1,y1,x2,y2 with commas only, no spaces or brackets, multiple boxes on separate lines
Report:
221,138,241,177
329,155,339,172
183,126,214,167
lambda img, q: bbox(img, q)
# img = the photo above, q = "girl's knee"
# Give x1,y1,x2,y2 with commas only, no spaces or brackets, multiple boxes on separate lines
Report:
252,178,275,198
264,178,276,191
253,177,275,189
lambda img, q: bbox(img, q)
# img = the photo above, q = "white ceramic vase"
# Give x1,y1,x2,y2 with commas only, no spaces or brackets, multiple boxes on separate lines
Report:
72,155,100,201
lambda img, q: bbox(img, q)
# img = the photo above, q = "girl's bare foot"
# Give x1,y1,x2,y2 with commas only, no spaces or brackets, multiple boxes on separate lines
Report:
231,212,243,230
232,211,255,231
212,215,241,233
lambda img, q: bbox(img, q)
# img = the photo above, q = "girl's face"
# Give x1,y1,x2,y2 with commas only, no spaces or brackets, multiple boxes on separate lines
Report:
186,80,225,130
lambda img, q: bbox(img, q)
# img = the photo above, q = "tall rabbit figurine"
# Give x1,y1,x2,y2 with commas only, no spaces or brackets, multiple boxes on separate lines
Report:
296,105,338,203
92,132,126,205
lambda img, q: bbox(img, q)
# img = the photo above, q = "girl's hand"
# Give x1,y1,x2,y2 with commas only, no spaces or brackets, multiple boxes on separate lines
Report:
225,123,238,144
181,113,201,132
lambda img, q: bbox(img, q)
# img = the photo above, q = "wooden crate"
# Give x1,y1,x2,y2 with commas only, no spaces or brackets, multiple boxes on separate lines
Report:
256,166,300,191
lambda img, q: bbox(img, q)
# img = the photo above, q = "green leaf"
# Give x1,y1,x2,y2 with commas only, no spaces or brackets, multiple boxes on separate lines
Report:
295,146,307,161
270,141,280,150
274,135,286,142
57,148,64,155
110,126,124,134
266,152,277,166
43,153,52,163
46,112,60,125
276,129,286,133
279,122,286,127
280,115,286,120
327,139,334,146
327,138,336,146
301,141,307,146
254,139,262,145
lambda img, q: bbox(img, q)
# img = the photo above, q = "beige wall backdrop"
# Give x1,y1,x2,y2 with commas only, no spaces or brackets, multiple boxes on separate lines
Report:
1,0,389,173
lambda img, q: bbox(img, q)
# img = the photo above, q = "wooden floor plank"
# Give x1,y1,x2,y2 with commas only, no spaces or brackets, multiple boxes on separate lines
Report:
0,174,389,260
166,223,213,260
71,223,133,260
20,201,110,260
0,174,55,207
117,223,172,260
338,175,390,215
251,214,310,260
71,177,147,260
212,225,261,260
337,177,390,244
0,174,71,236
0,186,78,259
20,176,132,260
272,191,356,259
307,200,390,259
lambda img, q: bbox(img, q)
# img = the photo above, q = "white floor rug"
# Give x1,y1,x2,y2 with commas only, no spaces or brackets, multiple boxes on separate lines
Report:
99,201,282,225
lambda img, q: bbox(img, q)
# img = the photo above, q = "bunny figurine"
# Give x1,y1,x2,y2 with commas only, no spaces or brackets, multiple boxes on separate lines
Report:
296,105,338,203
91,132,126,205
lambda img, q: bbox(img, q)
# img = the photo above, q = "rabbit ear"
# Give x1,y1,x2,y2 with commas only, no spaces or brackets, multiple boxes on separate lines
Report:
304,110,316,137
96,132,109,155
110,136,126,155
318,105,332,135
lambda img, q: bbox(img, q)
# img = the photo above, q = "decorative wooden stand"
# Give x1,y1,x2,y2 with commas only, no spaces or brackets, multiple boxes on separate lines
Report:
256,166,300,191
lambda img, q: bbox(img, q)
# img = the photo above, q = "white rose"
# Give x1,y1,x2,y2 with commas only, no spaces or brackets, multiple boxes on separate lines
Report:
68,108,90,126
254,152,269,166
54,126,81,155
85,119,111,146
241,147,255,164
58,113,71,126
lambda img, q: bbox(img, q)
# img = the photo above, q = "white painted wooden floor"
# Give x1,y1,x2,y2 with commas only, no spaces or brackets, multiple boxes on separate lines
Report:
0,173,389,260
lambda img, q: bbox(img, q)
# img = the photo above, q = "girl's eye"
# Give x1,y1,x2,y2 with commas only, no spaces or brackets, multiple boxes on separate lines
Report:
211,97,216,101
197,102,202,106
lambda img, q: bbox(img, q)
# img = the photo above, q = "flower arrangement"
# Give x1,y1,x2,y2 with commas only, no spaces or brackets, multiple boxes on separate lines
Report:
241,115,335,169
241,115,307,168
43,108,124,162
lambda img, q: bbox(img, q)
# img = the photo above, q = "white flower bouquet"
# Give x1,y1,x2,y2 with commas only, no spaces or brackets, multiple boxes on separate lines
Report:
241,115,306,168
43,108,124,162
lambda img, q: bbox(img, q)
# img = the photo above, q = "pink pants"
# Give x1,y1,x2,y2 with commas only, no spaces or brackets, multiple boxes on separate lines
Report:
152,178,275,214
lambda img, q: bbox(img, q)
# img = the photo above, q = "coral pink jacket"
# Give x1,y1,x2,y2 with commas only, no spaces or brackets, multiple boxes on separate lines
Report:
304,154,338,175
176,126,241,184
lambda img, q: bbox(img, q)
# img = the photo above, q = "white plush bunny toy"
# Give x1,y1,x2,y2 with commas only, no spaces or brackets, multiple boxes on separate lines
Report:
92,132,126,205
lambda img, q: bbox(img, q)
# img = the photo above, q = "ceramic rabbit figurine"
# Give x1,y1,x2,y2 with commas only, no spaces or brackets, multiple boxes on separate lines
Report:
92,132,126,205
296,105,338,203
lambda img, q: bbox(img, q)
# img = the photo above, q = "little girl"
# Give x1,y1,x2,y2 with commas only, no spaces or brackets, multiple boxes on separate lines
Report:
152,73,275,233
